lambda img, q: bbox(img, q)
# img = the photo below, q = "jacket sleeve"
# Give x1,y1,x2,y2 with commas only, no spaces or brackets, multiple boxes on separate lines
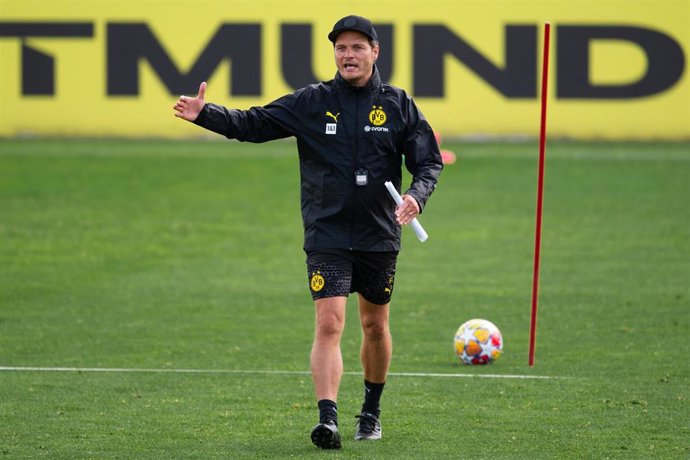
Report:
401,97,444,213
193,100,293,143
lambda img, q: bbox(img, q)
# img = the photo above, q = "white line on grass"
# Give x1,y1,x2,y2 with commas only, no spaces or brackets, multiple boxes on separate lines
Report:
0,366,559,380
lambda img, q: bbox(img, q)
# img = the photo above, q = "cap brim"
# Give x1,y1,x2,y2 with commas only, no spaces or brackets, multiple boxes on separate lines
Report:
328,28,374,43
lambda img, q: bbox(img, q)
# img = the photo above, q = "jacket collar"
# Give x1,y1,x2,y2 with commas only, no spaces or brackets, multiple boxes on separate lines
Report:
333,65,382,94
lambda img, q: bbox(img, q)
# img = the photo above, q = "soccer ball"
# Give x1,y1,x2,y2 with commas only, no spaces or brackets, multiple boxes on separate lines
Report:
454,319,503,365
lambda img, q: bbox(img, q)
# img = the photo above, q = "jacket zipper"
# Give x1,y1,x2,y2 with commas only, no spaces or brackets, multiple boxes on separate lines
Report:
349,92,360,250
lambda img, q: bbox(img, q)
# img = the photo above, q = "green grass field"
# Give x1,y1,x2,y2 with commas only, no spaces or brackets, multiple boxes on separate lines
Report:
1,138,688,458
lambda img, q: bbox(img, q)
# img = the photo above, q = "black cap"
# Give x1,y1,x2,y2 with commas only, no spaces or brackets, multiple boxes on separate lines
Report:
328,15,378,43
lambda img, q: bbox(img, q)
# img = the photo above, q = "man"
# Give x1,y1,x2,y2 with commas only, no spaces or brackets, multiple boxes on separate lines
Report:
173,15,442,449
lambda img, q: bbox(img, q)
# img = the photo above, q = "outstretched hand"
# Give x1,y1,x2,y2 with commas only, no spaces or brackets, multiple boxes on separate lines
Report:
173,82,207,121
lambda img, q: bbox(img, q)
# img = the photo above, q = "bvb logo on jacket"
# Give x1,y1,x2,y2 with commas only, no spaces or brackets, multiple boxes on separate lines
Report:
365,105,389,132
369,105,386,125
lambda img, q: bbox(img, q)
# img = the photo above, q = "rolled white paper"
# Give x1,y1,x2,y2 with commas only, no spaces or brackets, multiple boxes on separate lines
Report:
384,181,429,243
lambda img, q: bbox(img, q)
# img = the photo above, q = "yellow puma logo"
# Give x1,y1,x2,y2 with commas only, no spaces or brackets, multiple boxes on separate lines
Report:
326,111,340,122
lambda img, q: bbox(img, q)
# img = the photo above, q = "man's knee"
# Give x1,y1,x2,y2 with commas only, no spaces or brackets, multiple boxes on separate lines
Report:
317,313,345,338
361,319,389,341
315,297,346,339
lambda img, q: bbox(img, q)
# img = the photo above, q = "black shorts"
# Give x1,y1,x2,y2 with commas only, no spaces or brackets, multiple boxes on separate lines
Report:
305,249,398,306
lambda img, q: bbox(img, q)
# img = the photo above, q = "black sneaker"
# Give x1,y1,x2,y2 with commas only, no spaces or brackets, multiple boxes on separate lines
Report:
354,412,381,440
311,419,342,449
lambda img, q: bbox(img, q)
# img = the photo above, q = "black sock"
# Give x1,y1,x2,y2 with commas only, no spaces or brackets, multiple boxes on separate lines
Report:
318,399,338,424
361,380,385,417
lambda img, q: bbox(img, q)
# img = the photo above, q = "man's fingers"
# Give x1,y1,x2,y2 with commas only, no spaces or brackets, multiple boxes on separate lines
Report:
395,198,418,216
393,195,420,225
173,84,204,120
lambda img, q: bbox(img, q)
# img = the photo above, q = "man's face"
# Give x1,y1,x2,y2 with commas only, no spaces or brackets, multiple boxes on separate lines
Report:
333,31,379,87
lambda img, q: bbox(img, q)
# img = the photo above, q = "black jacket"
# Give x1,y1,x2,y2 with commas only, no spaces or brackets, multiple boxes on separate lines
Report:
194,67,443,251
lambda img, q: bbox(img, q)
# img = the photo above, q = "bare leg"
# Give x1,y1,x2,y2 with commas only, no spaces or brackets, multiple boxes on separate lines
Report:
310,296,347,401
358,295,391,383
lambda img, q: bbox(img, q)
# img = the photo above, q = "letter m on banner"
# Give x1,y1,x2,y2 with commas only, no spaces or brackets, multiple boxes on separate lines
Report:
107,23,261,96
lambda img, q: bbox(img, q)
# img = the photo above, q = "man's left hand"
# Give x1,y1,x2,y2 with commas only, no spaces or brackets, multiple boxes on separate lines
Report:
395,195,420,225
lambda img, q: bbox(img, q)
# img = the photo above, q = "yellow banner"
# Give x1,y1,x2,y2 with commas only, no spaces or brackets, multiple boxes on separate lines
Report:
0,0,688,139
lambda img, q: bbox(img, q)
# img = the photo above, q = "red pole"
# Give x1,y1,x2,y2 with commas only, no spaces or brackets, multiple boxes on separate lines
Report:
529,22,551,367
